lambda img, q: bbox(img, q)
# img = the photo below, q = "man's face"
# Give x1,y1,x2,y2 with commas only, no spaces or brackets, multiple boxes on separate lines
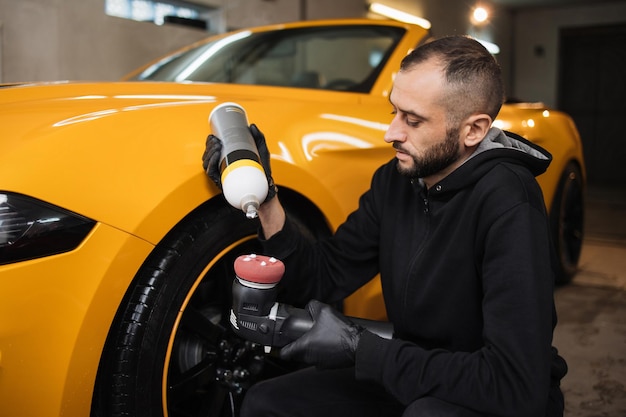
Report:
385,60,464,183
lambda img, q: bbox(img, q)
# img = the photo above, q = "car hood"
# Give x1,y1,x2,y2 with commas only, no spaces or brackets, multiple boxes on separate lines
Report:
0,81,362,242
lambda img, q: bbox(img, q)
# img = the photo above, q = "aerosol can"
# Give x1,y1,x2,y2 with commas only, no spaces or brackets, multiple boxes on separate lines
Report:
209,102,268,219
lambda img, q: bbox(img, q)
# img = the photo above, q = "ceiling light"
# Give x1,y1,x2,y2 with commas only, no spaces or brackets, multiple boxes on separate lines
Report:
369,3,431,30
473,7,489,24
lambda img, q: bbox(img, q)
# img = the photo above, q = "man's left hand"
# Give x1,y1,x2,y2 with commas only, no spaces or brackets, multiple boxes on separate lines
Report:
280,300,365,369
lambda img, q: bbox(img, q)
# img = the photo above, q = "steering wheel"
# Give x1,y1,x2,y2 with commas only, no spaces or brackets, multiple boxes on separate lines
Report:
325,78,358,91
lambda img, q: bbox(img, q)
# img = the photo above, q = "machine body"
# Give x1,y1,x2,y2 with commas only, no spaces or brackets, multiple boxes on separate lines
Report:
230,254,393,352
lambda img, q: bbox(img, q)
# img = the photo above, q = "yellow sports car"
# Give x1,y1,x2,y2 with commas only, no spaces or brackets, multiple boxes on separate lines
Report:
0,18,584,417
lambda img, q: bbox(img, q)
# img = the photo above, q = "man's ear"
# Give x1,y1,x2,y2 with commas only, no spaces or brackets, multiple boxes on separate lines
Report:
463,113,492,147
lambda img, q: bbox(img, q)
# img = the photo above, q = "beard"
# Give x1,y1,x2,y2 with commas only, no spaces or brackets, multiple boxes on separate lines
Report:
395,125,462,179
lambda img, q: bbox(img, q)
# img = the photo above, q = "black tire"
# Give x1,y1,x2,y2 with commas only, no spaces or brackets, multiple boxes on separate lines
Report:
549,162,585,285
92,201,308,417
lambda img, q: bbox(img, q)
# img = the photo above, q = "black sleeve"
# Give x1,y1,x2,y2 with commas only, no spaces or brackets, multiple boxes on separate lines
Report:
260,164,391,306
355,167,561,416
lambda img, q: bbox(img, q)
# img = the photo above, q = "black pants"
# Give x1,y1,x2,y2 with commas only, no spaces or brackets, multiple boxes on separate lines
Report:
240,367,485,417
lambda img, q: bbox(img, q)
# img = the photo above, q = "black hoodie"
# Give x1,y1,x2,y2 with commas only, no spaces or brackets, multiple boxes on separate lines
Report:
263,128,568,416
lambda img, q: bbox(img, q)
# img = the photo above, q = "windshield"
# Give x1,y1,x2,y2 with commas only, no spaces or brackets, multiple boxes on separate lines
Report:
132,25,405,93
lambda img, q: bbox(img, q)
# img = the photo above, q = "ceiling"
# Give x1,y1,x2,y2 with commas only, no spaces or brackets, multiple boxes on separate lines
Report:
489,0,619,9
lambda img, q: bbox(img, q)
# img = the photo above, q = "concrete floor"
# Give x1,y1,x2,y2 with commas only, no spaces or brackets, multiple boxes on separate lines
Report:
554,185,626,417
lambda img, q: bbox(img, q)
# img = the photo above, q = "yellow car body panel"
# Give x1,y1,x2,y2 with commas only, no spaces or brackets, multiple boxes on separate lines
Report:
0,223,153,416
0,18,585,416
494,103,585,210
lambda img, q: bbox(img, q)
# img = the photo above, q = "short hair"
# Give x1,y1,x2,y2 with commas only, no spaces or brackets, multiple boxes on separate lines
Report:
400,36,504,126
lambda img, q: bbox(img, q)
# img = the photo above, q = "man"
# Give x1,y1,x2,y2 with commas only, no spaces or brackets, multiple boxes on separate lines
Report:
203,35,567,417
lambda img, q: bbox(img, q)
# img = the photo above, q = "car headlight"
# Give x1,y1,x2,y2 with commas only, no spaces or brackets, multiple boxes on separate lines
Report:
0,192,96,265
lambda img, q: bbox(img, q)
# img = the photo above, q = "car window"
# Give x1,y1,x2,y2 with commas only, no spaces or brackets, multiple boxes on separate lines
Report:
132,25,405,93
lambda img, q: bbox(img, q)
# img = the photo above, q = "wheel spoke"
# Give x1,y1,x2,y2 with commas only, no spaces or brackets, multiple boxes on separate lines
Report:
206,386,233,417
180,305,226,343
169,384,232,417
169,356,217,400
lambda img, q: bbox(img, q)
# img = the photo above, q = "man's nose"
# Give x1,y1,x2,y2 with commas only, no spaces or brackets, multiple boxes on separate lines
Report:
384,115,404,144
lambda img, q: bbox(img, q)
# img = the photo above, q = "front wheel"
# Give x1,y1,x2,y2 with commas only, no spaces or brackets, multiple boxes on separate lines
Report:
549,163,585,285
92,202,300,417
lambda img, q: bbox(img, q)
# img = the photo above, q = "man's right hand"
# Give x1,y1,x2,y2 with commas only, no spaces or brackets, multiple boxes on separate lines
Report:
202,134,223,189
201,124,277,202
249,124,277,203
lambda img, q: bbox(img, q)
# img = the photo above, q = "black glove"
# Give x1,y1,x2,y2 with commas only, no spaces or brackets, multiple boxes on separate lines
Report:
201,123,277,202
202,134,223,187
280,300,365,369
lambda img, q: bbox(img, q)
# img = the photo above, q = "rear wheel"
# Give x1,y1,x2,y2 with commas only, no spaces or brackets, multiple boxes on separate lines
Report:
549,163,585,285
92,201,312,417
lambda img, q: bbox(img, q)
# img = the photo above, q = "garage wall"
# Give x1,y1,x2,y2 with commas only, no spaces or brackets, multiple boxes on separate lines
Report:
0,0,367,83
0,0,211,82
511,1,626,108
1,0,510,85
227,0,366,27
0,0,517,95
2,0,626,102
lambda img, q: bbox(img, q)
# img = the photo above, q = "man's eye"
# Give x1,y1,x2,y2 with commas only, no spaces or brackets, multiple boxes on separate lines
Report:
407,119,420,127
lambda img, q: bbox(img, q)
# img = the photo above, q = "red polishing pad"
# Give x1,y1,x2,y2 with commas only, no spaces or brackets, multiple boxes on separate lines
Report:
234,254,285,285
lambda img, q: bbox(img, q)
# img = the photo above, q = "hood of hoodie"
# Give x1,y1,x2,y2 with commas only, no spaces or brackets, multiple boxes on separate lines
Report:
432,127,552,195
